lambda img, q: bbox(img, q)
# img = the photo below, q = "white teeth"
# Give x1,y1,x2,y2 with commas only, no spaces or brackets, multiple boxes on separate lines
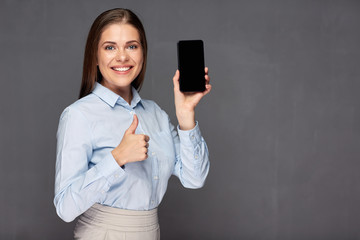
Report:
113,67,131,72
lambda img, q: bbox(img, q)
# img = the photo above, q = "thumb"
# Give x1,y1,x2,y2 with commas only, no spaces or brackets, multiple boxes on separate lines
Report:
125,114,138,134
173,70,180,89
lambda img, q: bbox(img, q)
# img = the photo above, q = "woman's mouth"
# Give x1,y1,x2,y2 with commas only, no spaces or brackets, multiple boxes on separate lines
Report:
112,66,132,72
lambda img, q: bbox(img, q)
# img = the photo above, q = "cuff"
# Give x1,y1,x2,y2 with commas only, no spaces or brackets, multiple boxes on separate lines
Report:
94,152,125,184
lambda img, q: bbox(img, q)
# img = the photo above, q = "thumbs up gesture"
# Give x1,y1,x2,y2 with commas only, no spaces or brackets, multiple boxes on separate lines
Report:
111,114,150,167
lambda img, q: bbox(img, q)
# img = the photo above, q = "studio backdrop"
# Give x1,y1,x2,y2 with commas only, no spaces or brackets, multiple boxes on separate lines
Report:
0,0,360,239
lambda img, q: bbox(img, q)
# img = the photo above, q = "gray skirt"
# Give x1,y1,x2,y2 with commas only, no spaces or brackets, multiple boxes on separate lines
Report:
74,204,160,240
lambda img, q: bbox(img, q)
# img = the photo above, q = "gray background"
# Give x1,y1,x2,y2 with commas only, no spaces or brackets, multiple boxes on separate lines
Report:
1,0,360,239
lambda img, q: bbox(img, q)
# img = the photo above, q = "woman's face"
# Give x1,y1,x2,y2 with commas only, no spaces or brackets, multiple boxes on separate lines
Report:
97,23,143,95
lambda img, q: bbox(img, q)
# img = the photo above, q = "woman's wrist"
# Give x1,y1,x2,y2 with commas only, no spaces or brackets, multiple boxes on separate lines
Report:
176,109,195,130
111,149,126,167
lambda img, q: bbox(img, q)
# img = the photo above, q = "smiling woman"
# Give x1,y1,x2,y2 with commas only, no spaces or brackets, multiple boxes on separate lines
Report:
54,8,211,240
97,24,144,101
79,8,148,99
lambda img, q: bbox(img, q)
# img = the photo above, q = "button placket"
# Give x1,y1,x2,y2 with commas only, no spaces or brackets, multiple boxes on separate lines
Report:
150,151,159,208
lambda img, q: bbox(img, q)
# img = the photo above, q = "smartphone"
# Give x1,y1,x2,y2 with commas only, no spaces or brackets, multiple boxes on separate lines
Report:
177,40,206,92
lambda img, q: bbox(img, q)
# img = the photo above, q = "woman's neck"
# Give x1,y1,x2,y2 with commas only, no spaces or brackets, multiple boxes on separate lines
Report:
100,82,133,105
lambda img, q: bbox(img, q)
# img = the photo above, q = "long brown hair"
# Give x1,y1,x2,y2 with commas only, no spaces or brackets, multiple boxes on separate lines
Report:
79,8,147,99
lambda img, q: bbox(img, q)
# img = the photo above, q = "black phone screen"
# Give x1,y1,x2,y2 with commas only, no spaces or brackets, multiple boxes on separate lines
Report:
177,40,205,92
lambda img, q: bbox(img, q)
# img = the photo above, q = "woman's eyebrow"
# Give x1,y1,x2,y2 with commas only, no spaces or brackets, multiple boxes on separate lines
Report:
126,40,140,44
101,41,117,46
101,40,140,46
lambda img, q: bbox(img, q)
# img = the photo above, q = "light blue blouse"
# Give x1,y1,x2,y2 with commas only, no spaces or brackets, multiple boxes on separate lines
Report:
54,83,210,222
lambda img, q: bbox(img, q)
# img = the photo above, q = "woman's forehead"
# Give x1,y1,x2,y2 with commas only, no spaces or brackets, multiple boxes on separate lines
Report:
100,23,140,43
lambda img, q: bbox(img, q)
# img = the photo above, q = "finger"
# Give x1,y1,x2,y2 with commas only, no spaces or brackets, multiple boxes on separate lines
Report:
139,152,148,161
204,67,210,85
203,84,212,96
172,70,180,89
125,114,138,134
145,142,149,148
144,135,150,142
205,74,210,84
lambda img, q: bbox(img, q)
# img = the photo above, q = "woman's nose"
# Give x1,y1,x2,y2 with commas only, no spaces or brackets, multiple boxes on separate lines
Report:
115,49,128,62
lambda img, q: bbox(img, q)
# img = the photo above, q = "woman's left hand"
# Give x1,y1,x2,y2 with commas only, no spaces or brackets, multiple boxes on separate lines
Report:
173,67,212,130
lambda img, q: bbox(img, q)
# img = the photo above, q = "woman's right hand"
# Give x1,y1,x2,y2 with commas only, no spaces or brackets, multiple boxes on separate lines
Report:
111,114,150,167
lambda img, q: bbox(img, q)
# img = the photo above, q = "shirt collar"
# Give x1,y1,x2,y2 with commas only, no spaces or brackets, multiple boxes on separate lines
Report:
92,82,144,109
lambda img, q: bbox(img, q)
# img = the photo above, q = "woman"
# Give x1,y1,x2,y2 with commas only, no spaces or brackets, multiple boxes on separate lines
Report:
54,8,211,240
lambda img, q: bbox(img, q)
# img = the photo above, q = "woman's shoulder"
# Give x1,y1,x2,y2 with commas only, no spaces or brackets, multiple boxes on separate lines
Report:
71,93,99,108
59,94,100,120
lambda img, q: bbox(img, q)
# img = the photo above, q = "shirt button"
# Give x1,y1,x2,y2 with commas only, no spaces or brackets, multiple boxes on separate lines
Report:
152,152,156,156
154,176,159,180
195,155,199,159
130,111,135,115
191,135,195,140
115,174,119,178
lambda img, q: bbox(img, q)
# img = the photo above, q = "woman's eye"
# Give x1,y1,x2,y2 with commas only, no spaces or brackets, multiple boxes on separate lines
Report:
105,46,115,50
127,45,138,50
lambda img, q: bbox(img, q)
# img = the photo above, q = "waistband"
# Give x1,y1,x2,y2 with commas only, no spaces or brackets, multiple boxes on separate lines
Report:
79,204,158,231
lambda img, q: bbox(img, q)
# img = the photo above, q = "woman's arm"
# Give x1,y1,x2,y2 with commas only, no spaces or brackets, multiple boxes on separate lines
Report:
171,67,212,188
54,107,123,222
171,121,210,188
